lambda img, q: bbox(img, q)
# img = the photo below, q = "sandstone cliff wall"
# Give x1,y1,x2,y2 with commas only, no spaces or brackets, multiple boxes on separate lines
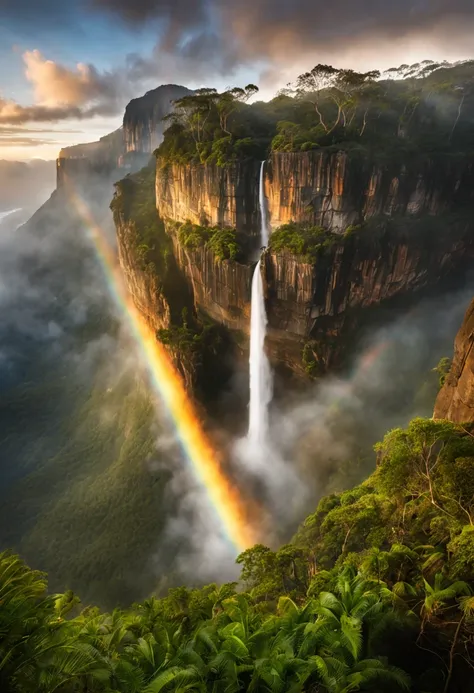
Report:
169,230,253,331
434,300,474,422
57,129,124,188
123,85,192,157
156,159,261,236
115,214,172,334
151,150,474,376
263,222,474,371
266,151,474,233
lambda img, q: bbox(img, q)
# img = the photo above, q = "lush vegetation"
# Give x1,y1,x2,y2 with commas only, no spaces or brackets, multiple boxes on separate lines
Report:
111,164,173,279
175,220,246,262
156,86,264,166
156,308,230,374
269,222,338,261
111,166,237,401
4,416,474,691
156,60,474,168
0,182,181,610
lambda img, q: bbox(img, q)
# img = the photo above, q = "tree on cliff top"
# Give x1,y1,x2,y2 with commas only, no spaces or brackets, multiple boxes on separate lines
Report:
291,64,339,132
289,64,380,134
166,84,259,143
167,88,219,144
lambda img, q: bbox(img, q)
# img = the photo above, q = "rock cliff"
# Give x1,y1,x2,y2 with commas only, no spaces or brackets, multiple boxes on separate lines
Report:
434,300,474,422
123,85,192,163
57,84,190,188
156,158,261,236
57,129,123,188
152,150,474,377
170,233,253,331
264,219,474,372
266,151,474,233
112,168,236,400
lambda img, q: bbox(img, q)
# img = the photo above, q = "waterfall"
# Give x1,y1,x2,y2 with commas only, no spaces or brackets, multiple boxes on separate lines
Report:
259,159,269,247
248,161,272,445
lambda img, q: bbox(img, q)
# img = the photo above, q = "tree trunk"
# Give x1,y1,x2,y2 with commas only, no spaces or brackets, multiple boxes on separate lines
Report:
359,108,369,136
327,106,342,134
449,95,465,143
314,103,328,132
443,615,464,693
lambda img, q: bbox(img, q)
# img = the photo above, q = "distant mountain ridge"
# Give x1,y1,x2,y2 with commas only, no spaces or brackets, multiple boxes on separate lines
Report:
56,84,191,186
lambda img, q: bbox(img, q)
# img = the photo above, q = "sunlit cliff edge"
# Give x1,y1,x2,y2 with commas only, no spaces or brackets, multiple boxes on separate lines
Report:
55,76,474,395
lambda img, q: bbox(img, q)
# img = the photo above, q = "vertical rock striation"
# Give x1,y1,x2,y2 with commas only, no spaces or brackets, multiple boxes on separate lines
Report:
434,300,474,423
266,151,474,232
156,159,261,236
170,232,253,331
123,85,193,161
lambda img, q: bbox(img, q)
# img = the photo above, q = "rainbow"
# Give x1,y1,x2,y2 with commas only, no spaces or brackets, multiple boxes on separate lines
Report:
66,182,258,553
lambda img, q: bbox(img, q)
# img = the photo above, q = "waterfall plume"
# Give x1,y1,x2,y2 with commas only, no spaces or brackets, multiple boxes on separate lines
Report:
248,161,272,447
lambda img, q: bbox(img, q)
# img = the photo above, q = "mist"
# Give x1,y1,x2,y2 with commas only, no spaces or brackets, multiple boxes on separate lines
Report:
0,151,471,606
0,159,56,217
0,175,240,606
230,284,473,544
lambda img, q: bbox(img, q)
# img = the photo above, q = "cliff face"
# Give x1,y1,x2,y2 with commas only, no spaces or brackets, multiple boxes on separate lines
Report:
57,129,123,188
170,231,253,331
123,85,192,160
152,151,474,376
115,215,171,333
156,159,261,236
114,206,200,392
434,300,474,423
57,84,190,188
266,151,474,233
264,222,474,371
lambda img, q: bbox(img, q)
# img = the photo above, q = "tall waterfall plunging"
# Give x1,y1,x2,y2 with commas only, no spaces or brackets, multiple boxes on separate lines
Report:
248,161,273,445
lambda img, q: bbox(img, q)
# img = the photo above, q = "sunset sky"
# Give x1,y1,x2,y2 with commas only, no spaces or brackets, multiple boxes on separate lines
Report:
1,0,473,161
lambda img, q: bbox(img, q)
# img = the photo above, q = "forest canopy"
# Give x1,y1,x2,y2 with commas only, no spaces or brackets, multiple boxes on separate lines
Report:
156,60,474,167
3,416,474,692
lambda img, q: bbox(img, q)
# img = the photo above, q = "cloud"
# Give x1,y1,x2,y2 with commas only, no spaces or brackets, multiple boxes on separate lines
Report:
93,0,205,28
0,126,82,134
93,0,474,72
0,50,130,124
3,0,474,127
24,50,122,109
0,136,57,146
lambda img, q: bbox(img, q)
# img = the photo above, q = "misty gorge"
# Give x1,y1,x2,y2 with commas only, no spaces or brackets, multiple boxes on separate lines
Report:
5,48,474,692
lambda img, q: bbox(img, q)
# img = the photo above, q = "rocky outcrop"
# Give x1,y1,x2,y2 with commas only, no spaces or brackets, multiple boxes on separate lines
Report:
123,85,192,161
150,150,474,377
266,151,474,233
57,129,123,188
170,231,253,331
115,216,171,334
264,221,474,371
434,300,474,422
156,159,261,237
57,84,190,188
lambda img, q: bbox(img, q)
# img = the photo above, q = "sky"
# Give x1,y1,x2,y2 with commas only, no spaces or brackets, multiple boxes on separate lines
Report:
1,0,474,160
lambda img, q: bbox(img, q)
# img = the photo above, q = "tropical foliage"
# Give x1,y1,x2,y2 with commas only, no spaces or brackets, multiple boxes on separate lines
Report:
176,220,246,262
3,418,474,691
111,163,173,278
269,222,338,261
157,60,474,167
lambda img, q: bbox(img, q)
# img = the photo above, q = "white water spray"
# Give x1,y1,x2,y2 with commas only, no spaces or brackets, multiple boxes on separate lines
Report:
248,161,272,446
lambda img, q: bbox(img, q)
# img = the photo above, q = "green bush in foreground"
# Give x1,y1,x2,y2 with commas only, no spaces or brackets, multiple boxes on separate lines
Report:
3,417,474,691
177,220,245,261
